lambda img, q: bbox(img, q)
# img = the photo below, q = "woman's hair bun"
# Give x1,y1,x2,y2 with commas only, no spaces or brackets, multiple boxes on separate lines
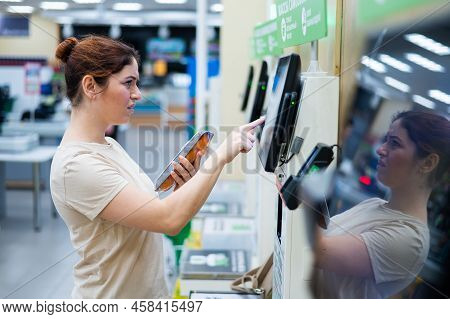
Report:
55,37,79,63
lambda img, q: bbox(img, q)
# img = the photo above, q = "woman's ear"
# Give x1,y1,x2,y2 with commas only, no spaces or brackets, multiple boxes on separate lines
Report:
420,153,439,175
81,75,97,100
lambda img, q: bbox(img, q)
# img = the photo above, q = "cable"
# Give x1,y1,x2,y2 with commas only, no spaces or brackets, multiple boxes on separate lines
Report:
280,153,295,165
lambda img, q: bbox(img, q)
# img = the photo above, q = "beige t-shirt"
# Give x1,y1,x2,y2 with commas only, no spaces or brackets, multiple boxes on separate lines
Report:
316,198,429,299
50,137,169,299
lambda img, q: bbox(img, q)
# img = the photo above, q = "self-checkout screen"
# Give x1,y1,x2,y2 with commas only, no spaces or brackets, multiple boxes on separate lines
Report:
240,66,254,111
248,61,268,123
258,54,301,172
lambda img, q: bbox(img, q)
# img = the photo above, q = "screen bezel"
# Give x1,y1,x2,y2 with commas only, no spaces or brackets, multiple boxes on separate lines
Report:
240,66,254,111
248,61,269,122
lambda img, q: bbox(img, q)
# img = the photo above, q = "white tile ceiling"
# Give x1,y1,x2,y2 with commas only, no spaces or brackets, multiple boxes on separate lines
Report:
1,0,221,12
0,0,223,26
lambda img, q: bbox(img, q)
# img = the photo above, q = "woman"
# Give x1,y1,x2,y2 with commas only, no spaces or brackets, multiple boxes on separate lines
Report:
314,110,449,298
50,36,264,299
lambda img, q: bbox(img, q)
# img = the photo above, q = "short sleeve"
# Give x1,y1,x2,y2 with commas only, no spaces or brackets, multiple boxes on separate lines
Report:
360,222,427,284
63,152,129,220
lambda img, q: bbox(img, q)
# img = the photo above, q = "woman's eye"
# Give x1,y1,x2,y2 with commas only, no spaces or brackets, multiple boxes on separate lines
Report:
388,140,399,147
124,81,132,88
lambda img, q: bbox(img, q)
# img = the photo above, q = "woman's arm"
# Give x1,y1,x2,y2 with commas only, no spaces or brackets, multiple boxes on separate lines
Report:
315,231,374,278
98,154,224,235
99,118,264,235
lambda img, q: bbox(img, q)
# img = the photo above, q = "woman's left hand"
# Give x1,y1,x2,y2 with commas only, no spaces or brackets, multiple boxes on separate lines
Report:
171,153,202,191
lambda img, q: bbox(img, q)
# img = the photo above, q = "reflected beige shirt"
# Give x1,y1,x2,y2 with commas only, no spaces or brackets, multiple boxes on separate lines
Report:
316,198,429,299
50,137,169,299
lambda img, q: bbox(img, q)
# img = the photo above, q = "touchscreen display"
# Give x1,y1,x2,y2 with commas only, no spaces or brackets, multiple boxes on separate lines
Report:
258,54,301,172
259,61,288,153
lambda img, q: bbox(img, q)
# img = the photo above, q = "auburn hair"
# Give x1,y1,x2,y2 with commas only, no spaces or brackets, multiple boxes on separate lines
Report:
55,35,140,106
393,110,450,187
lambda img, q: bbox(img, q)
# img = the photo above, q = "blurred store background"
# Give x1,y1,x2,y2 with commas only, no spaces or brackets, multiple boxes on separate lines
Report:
0,0,448,299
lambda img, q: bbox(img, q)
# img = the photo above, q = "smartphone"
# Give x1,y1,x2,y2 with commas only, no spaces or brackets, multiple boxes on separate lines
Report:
154,130,214,192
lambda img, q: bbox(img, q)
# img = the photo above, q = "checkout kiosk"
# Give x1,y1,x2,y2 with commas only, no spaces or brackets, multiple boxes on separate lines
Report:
246,47,339,298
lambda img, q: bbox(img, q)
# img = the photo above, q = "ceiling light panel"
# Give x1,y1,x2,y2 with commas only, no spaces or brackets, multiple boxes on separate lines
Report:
40,2,69,10
6,5,33,13
72,0,103,4
361,56,386,73
404,33,450,56
405,53,445,73
384,76,410,93
412,95,435,109
155,0,188,4
112,3,142,11
210,3,223,12
379,54,412,73
429,90,450,105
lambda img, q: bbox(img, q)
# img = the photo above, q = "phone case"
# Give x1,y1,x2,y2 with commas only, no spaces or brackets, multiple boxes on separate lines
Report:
154,130,214,192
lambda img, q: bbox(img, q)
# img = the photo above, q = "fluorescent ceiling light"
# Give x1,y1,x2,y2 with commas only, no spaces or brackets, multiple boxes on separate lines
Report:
384,76,410,93
6,5,33,13
361,56,386,73
405,33,450,56
405,53,445,73
379,54,412,73
40,1,68,10
72,0,102,3
0,0,23,3
210,3,223,12
113,2,142,11
429,89,450,105
412,95,435,109
155,0,187,4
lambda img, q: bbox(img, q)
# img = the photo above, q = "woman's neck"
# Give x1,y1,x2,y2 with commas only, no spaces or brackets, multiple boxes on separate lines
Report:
386,182,431,223
63,106,108,145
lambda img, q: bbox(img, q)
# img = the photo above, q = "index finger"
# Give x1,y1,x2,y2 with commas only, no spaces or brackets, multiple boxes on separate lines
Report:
241,116,265,131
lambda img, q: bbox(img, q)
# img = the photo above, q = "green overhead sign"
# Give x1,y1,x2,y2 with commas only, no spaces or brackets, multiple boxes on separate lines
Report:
253,19,283,58
358,0,439,23
275,0,327,48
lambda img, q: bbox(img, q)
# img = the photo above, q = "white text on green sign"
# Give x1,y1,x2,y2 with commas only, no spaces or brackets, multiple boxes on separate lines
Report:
276,0,327,48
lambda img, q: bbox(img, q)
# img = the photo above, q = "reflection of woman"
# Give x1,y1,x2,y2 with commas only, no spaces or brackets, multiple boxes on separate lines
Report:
50,36,264,298
314,111,449,298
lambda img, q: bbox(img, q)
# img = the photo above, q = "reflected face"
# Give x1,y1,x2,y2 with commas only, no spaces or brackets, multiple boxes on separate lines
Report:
99,58,142,124
376,120,420,188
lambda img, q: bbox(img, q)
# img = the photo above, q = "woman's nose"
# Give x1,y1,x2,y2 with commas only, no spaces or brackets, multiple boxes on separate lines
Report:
376,143,387,157
132,87,142,101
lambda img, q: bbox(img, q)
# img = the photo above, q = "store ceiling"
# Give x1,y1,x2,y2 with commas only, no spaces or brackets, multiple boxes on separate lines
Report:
0,0,223,26
360,17,450,116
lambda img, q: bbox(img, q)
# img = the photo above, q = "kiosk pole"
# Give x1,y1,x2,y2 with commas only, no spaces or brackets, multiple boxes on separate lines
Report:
195,0,208,130
307,40,325,74
311,40,319,61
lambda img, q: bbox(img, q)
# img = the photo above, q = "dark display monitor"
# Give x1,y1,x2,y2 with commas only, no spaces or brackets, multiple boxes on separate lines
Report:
240,66,254,111
258,54,301,172
248,61,268,122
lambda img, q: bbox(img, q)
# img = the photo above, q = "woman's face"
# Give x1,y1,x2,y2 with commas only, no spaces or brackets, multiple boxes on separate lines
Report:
376,119,421,188
99,58,141,124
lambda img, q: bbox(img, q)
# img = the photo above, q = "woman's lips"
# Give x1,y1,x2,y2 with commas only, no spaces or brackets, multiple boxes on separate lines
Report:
377,159,386,168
